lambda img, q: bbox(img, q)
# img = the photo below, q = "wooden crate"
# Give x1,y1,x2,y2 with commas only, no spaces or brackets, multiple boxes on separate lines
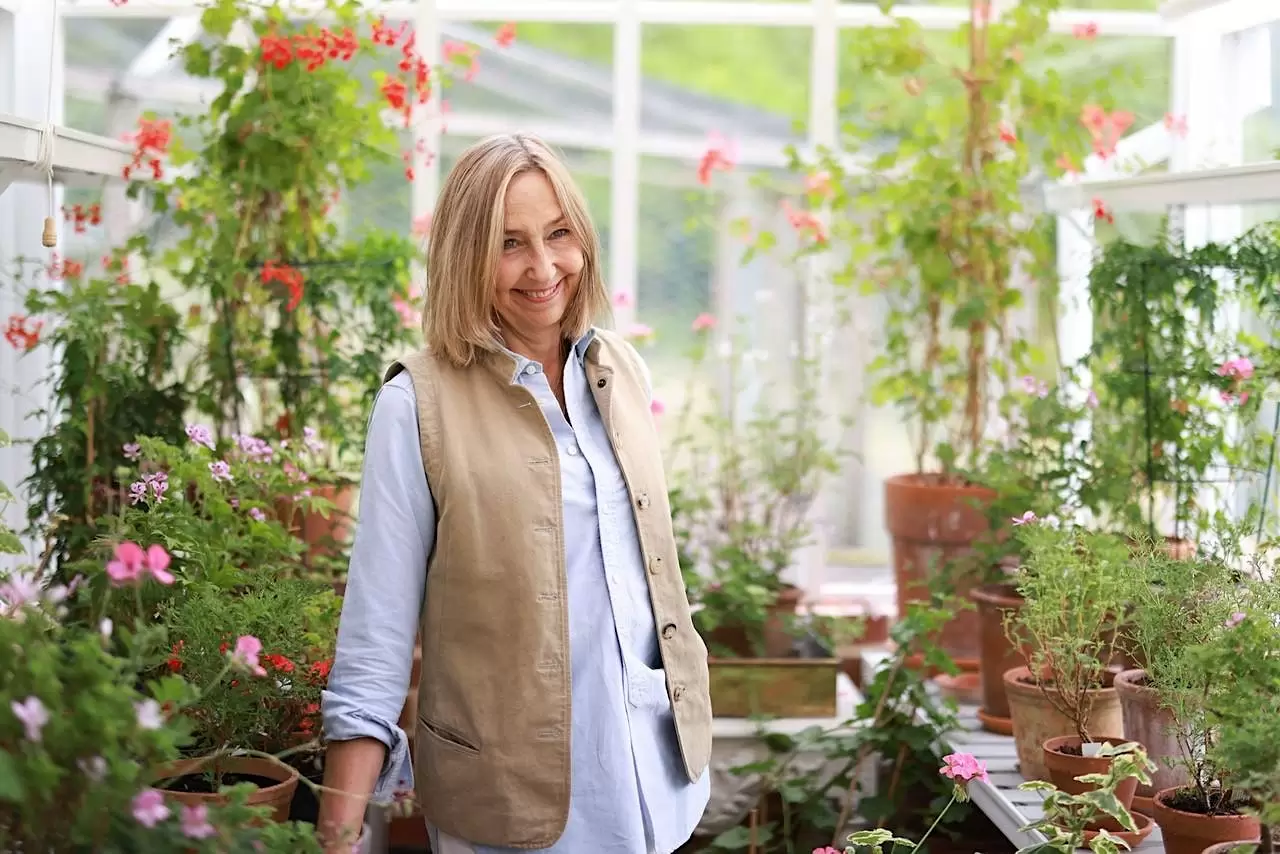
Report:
708,658,841,718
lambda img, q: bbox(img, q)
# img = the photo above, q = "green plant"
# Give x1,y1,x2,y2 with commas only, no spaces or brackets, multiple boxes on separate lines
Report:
125,0,456,460
5,256,188,572
797,0,1133,477
0,535,322,851
159,574,336,759
1012,521,1130,742
1015,742,1155,854
1082,229,1280,540
665,318,842,655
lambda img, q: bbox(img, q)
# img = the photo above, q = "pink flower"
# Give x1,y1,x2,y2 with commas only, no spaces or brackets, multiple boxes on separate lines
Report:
229,634,267,677
940,752,989,784
123,442,141,461
249,507,266,522
1219,356,1254,405
691,313,717,333
132,788,170,828
1019,375,1049,397
208,460,233,482
1072,21,1098,39
106,542,173,587
650,398,666,417
697,131,736,185
1225,611,1246,628
613,291,633,309
135,698,164,731
1086,389,1098,408
804,171,832,197
11,696,48,742
625,322,654,342
180,804,216,839
813,848,842,854
185,423,215,451
781,199,828,245
1011,510,1037,526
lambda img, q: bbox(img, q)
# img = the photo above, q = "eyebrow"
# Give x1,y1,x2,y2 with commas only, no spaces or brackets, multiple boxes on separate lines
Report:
504,215,568,236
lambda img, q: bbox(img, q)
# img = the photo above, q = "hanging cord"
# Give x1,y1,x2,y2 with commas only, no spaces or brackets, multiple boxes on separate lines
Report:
36,0,61,248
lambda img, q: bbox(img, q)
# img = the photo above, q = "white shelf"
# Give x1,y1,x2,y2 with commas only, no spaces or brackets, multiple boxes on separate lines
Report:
0,113,136,193
1043,160,1280,213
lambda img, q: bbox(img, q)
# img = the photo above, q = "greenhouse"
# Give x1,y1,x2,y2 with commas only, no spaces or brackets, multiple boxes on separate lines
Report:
1,0,1279,852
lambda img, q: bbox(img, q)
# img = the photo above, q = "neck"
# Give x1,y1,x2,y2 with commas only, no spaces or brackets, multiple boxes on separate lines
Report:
502,327,565,369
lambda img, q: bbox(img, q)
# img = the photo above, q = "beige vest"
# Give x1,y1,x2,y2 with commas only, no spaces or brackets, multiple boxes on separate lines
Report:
385,329,712,848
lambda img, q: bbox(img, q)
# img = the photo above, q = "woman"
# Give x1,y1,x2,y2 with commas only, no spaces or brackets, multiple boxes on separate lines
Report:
317,133,712,854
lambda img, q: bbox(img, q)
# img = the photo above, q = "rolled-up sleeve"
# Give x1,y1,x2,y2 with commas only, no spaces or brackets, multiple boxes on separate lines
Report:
321,372,434,800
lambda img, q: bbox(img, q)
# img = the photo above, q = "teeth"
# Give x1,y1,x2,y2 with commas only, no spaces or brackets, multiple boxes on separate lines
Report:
520,284,558,299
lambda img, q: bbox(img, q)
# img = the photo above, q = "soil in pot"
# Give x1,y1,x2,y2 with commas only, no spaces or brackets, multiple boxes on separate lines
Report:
972,583,1031,734
1114,668,1190,811
154,755,299,823
1002,666,1123,782
1152,787,1261,854
885,473,994,669
1042,734,1140,810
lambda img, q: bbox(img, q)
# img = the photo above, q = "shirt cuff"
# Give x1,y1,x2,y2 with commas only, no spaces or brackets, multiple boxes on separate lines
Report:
321,696,414,801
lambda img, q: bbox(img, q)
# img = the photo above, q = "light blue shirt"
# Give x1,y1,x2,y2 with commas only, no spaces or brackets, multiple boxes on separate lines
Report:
321,331,710,854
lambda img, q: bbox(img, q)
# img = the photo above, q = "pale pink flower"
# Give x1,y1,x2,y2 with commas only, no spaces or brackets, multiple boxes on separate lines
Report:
1225,611,1247,629
106,542,146,585
123,442,141,461
650,398,666,417
11,696,48,742
99,618,113,641
691,313,717,333
613,291,633,309
132,788,170,828
230,634,267,677
180,804,216,839
1086,389,1098,408
77,755,107,782
804,171,832,197
134,698,164,731
625,323,655,341
697,132,736,186
185,423,216,451
145,545,174,585
1011,510,1037,526
208,460,233,483
249,507,266,522
1019,375,1049,398
940,752,989,784
781,199,828,245
0,571,41,615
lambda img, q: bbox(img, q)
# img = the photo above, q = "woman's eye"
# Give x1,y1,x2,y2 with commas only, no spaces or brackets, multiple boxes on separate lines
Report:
550,228,570,240
503,238,519,250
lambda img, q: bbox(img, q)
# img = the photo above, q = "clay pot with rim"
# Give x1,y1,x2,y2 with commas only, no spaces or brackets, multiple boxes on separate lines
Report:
153,754,299,822
1042,734,1140,811
763,583,805,658
1201,842,1263,854
885,473,995,669
1114,668,1191,814
1151,787,1262,854
1082,812,1156,850
1002,665,1124,781
972,582,1031,734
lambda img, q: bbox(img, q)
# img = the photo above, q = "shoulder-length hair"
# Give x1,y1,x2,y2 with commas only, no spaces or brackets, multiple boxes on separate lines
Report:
422,133,610,367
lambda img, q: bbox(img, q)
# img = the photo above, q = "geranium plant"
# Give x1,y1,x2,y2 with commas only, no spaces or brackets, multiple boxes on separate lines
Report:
123,0,467,460
0,514,322,849
1011,520,1129,742
797,0,1134,476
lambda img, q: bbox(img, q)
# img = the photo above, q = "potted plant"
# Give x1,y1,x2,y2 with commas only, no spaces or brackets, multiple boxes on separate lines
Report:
967,369,1095,733
121,0,442,529
1114,534,1247,814
5,254,188,574
1081,232,1278,547
1004,520,1128,782
1148,570,1278,854
0,456,323,850
1015,742,1158,852
792,0,1127,670
665,316,844,718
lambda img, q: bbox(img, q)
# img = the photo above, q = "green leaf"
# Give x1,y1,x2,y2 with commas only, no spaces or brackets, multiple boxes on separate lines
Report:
0,750,25,802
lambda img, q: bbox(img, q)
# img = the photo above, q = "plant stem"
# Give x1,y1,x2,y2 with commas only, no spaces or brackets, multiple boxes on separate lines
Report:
911,791,958,852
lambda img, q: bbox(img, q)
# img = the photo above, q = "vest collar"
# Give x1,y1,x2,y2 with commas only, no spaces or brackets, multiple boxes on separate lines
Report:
481,328,599,384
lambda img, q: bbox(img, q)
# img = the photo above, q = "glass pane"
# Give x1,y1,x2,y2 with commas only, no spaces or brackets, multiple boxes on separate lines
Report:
64,17,171,72
445,22,614,119
638,25,810,137
1242,22,1280,163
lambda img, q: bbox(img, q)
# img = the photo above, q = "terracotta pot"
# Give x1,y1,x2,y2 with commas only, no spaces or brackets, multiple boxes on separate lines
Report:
1201,843,1262,854
1083,811,1156,849
884,473,994,668
972,583,1031,733
1152,787,1262,854
1115,668,1191,809
1002,666,1123,781
153,755,299,823
276,482,357,566
1042,734,1140,810
763,584,804,658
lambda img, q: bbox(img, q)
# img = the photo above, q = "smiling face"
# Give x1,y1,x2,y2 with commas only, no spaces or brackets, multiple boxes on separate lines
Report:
492,170,584,348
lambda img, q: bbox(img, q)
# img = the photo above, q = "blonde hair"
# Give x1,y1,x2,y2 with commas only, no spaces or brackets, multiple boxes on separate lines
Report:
422,133,610,367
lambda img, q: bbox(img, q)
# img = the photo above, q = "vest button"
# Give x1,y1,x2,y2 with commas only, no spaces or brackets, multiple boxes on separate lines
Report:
648,555,662,575
597,377,607,388
661,622,677,640
673,685,685,702
637,493,650,509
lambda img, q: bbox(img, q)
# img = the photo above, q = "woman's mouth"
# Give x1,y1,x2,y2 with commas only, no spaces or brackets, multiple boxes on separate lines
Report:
516,280,562,304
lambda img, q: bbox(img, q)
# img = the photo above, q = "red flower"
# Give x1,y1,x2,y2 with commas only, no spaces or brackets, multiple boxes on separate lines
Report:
166,640,185,673
262,653,296,673
261,260,305,312
494,23,516,48
122,117,172,180
1072,21,1099,40
1091,197,1114,224
308,659,333,683
4,315,42,351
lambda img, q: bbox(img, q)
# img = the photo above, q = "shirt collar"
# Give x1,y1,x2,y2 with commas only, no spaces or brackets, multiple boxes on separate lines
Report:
495,328,597,382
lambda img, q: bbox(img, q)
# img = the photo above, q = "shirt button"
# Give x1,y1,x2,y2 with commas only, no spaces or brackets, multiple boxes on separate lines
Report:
661,622,677,640
567,442,579,456
523,364,537,375
648,555,663,575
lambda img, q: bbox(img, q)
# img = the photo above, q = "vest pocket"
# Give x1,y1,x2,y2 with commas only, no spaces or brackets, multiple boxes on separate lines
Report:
417,716,481,756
